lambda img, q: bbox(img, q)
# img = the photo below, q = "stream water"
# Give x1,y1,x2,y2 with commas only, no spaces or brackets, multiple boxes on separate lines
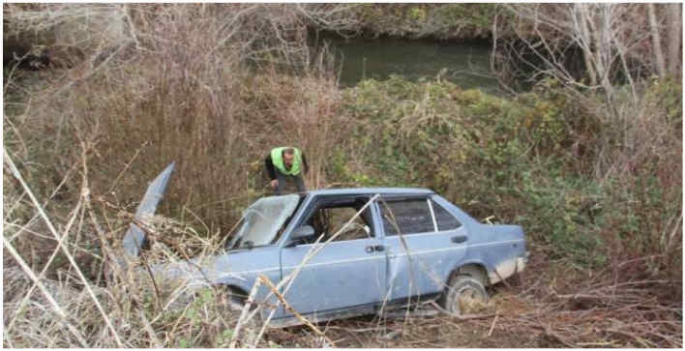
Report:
321,36,501,93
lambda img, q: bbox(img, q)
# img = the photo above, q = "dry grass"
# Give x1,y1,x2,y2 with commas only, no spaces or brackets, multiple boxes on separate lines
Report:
264,254,681,348
3,4,346,347
5,154,680,347
4,4,352,231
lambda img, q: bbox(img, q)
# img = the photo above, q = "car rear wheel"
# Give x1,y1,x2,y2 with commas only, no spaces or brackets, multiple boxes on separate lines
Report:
442,275,489,316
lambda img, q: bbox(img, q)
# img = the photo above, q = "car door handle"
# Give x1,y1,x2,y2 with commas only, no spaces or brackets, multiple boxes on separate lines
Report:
451,235,467,244
366,245,385,253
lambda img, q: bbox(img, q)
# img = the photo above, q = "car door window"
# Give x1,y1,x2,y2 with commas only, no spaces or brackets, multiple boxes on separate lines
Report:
430,200,462,231
380,199,434,235
301,197,374,243
327,207,372,241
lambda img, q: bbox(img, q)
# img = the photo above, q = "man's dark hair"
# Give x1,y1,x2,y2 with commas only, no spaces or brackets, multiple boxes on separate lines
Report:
283,147,294,156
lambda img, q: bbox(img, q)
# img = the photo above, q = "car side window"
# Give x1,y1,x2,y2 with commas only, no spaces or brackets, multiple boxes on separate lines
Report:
322,207,372,242
301,197,375,243
430,200,462,231
380,199,434,235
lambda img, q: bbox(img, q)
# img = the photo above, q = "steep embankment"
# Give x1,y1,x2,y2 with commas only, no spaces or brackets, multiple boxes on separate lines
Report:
324,4,499,40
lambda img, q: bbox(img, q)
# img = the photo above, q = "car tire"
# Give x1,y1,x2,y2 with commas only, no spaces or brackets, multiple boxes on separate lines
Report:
441,275,489,316
225,287,248,311
207,286,247,312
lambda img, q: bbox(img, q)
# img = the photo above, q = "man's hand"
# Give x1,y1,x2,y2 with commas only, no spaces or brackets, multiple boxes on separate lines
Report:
270,179,278,189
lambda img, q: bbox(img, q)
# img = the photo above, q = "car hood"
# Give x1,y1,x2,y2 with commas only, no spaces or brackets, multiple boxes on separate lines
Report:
120,163,284,291
147,246,281,288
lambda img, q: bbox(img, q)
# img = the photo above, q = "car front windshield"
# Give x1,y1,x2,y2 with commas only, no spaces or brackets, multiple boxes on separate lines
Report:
233,194,301,248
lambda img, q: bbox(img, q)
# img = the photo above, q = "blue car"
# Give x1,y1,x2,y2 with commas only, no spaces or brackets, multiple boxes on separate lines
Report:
125,164,528,327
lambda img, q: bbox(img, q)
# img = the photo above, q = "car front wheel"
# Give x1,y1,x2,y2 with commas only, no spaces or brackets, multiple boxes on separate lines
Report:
222,287,248,311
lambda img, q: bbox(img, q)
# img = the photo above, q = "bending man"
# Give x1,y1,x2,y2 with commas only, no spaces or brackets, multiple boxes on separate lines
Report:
264,146,308,195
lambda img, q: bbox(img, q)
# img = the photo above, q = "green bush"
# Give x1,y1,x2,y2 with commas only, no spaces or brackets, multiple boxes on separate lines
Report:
334,76,679,268
352,4,498,39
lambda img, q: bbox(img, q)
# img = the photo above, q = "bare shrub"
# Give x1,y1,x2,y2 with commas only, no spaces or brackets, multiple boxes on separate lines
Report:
3,5,359,345
4,7,352,346
491,4,682,270
5,4,351,232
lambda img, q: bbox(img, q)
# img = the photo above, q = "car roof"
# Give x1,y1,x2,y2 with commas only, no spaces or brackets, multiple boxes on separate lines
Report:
305,187,434,197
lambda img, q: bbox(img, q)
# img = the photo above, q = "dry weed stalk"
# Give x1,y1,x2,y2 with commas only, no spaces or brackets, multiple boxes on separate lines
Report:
4,150,124,347
2,240,89,347
258,274,334,346
4,141,249,347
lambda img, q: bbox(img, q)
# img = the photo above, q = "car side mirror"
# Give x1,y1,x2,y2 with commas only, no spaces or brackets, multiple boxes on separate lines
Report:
288,225,315,246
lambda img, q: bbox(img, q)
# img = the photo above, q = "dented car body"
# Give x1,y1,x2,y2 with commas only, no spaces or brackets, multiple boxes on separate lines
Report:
125,164,528,327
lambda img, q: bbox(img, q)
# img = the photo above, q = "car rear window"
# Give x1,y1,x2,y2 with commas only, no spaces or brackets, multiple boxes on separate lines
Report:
430,200,462,231
380,199,434,235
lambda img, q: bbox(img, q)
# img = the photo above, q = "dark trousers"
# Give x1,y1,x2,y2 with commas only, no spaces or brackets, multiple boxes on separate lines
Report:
275,172,306,195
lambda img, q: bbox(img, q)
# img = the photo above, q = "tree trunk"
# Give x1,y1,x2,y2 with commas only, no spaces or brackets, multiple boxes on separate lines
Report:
648,3,666,77
666,3,681,76
574,4,597,86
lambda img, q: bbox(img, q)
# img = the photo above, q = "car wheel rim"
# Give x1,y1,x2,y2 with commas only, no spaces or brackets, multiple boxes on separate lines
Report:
452,285,484,315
